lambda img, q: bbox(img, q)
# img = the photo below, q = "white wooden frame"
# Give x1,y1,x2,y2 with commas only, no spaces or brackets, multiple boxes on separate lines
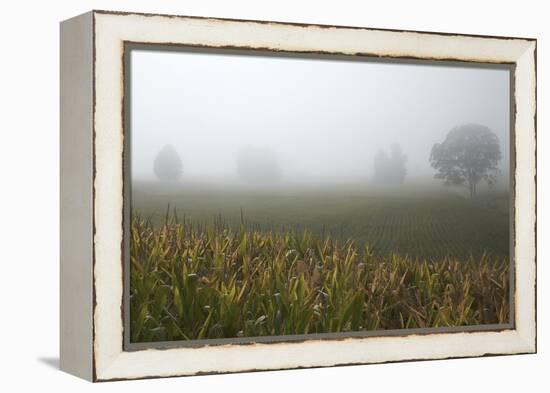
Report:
60,10,537,382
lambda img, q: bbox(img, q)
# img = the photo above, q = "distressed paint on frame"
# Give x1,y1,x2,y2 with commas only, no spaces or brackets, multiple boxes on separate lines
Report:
87,10,536,381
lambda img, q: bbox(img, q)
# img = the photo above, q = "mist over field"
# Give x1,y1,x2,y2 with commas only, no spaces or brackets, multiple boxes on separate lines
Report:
127,48,513,341
128,48,511,260
130,49,511,188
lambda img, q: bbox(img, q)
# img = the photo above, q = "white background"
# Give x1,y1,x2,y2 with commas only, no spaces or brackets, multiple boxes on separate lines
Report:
0,0,546,391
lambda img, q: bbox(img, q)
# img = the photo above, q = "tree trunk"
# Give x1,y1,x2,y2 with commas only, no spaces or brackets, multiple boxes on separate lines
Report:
468,170,476,199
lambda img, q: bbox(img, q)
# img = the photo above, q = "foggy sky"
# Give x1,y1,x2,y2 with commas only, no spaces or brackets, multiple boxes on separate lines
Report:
130,49,510,185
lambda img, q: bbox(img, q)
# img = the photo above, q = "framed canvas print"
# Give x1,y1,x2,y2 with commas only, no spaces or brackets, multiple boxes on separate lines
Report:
60,10,537,382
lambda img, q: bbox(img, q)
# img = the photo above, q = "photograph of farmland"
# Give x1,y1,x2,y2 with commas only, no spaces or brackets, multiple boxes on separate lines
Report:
127,48,512,343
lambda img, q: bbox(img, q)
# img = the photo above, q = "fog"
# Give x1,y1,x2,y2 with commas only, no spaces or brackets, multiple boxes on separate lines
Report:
130,49,510,187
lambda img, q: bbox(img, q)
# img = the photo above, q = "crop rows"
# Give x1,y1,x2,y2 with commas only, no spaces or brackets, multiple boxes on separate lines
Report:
130,213,509,342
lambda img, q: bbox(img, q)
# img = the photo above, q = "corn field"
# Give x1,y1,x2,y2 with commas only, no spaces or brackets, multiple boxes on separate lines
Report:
130,214,510,343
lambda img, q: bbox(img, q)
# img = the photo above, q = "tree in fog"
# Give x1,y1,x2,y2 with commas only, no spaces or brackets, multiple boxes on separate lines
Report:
430,123,501,198
153,144,183,181
236,146,282,184
372,143,407,184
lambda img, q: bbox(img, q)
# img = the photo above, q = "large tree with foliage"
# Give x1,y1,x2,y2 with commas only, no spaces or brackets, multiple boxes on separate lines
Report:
373,143,407,185
153,144,183,181
430,123,501,198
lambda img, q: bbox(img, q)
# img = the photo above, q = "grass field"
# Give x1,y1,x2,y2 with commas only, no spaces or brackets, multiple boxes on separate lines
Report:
129,181,510,342
132,181,510,260
130,214,509,342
